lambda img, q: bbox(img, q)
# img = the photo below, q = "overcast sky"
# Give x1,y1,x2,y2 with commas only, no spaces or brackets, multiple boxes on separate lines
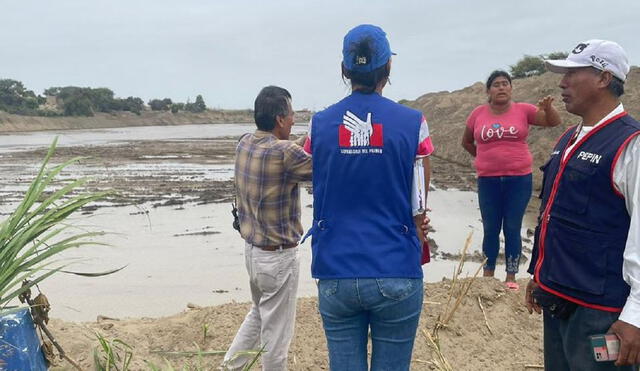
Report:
1,0,639,110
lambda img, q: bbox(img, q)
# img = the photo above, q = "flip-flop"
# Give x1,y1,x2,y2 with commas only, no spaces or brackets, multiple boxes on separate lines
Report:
505,281,519,291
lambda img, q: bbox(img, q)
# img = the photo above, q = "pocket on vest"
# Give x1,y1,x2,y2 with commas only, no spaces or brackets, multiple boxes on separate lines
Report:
546,219,607,296
554,164,597,214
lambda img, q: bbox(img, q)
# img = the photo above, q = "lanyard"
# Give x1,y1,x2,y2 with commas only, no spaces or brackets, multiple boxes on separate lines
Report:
569,122,584,146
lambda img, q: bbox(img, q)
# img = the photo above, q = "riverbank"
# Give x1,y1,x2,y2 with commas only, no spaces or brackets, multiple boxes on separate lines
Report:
0,125,542,370
0,109,312,133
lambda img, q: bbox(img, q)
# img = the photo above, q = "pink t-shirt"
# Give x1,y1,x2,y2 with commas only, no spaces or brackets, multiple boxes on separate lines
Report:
466,102,537,177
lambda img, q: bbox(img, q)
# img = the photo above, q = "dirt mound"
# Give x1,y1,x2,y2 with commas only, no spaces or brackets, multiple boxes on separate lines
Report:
48,278,542,370
403,67,640,190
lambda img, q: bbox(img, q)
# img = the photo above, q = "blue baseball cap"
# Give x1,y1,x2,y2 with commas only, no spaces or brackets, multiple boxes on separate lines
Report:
342,24,395,73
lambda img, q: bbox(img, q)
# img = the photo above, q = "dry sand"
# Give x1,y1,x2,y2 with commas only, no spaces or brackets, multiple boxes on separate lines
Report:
48,278,543,371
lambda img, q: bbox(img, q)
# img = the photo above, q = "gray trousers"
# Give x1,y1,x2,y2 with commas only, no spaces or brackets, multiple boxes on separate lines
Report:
222,242,300,371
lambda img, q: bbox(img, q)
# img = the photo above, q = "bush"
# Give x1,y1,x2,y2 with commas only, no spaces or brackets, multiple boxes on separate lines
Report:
510,55,546,79
0,79,41,115
170,103,183,114
193,95,206,113
510,51,569,79
148,98,172,111
546,51,569,60
119,97,144,115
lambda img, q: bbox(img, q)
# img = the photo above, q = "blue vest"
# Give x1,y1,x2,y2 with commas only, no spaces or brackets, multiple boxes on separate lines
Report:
533,113,640,310
308,92,423,279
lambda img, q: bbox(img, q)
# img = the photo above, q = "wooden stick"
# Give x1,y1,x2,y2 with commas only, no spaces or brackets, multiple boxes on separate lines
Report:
441,258,485,326
477,296,493,335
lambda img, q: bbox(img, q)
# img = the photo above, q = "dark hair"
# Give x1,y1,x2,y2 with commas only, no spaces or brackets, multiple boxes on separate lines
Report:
254,86,292,131
589,67,625,97
608,77,625,97
342,37,390,94
486,70,512,90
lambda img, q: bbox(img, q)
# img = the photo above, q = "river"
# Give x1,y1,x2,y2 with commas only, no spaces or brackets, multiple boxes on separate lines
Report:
0,124,533,321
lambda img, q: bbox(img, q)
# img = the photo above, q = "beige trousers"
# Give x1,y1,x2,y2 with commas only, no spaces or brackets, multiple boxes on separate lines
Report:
222,242,300,371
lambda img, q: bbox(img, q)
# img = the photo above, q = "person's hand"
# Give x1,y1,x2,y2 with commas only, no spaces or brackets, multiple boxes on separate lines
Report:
608,320,640,366
420,208,432,237
343,111,372,146
537,95,555,112
525,279,542,314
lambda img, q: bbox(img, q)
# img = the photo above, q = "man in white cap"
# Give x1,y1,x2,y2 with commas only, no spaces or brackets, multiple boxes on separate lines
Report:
525,40,640,369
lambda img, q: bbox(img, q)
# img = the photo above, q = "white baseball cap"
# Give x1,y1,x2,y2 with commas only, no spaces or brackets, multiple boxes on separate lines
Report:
545,39,630,82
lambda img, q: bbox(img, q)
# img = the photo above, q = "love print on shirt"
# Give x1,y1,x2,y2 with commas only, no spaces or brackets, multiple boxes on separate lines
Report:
480,123,519,142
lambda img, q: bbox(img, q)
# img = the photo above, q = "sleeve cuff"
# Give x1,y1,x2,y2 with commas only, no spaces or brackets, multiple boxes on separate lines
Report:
619,295,640,328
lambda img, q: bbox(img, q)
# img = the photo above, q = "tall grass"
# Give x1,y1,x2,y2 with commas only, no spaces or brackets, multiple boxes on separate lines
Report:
94,333,133,371
423,232,486,370
0,138,112,312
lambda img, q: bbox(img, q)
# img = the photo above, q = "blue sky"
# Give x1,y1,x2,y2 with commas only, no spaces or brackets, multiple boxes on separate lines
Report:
1,0,638,110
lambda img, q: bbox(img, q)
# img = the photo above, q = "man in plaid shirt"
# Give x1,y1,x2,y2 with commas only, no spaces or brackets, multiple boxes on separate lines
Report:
223,86,311,371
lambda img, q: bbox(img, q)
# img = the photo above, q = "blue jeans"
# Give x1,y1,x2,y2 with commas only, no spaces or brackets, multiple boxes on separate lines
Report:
317,278,423,371
477,174,532,273
544,306,639,370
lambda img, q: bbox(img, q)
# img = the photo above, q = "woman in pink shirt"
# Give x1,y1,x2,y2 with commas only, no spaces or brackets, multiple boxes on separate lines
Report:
461,70,561,289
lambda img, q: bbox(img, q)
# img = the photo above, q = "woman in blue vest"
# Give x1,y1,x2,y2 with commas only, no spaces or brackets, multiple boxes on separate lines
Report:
302,24,434,371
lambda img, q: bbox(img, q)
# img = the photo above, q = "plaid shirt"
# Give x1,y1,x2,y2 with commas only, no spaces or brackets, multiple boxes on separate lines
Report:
235,130,312,246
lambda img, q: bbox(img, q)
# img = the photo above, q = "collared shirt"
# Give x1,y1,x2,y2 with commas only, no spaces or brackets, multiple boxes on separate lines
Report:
563,104,640,327
235,130,312,247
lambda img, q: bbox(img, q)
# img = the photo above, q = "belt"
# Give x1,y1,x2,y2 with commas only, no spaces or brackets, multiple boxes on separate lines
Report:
254,243,297,251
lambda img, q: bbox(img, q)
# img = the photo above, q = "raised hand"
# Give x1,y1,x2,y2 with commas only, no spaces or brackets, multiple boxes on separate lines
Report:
537,95,555,112
343,110,373,146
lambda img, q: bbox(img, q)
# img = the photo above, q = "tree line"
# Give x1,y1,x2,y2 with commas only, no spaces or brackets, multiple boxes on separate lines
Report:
2,51,566,117
0,79,207,117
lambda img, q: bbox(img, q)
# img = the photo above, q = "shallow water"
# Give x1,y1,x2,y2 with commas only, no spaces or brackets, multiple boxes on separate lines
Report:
27,188,531,322
0,125,534,321
0,123,308,153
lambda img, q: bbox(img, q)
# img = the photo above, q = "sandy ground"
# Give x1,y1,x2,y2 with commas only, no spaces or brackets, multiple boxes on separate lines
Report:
46,278,543,371
0,130,544,370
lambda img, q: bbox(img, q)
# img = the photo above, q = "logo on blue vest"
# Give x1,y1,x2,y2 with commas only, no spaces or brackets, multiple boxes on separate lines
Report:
339,110,384,154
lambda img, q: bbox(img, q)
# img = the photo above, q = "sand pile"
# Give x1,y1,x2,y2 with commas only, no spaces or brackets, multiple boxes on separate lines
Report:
403,67,640,190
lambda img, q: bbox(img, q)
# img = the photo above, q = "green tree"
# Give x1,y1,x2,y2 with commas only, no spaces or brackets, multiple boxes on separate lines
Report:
193,95,206,113
64,96,93,116
0,79,40,114
545,51,569,60
510,55,546,79
148,98,172,111
121,97,144,115
510,51,570,79
91,88,116,113
43,87,61,97
170,102,184,114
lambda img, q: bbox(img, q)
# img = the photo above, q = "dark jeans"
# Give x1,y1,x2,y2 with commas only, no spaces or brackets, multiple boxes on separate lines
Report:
544,306,639,370
318,278,423,371
477,174,532,273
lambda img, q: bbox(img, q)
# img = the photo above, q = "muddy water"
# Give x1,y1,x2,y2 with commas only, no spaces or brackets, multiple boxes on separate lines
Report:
0,124,535,322
0,123,306,152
